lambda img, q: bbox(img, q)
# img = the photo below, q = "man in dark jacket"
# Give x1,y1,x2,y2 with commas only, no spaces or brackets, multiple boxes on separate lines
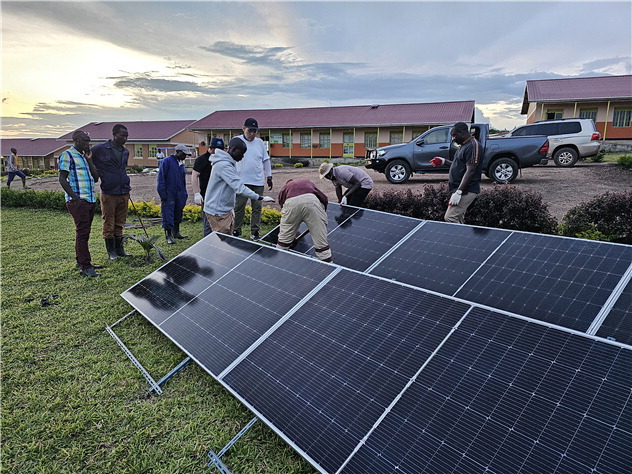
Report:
91,124,132,260
158,144,190,244
192,137,225,236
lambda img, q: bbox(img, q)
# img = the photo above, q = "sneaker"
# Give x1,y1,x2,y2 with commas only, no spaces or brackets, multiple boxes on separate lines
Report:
250,232,260,241
80,267,100,277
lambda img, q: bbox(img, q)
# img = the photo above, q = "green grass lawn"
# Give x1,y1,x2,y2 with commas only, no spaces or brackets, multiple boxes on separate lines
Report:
1,208,315,473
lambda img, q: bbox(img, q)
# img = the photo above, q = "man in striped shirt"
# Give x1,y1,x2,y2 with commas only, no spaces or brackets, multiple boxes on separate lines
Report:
58,130,102,277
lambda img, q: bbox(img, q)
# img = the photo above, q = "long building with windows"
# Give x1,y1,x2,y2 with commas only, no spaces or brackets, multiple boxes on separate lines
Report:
189,101,475,160
521,75,632,140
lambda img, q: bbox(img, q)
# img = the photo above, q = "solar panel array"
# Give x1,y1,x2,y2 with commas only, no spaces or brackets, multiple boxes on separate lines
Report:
264,204,632,336
122,232,631,474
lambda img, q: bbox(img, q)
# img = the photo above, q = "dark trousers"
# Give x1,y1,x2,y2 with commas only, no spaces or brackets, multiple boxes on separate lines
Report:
66,199,96,270
161,197,185,230
348,187,371,207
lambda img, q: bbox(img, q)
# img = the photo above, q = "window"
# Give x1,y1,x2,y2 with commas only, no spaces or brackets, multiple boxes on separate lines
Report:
282,133,291,148
423,128,450,144
546,110,563,120
613,109,632,128
149,146,157,158
389,131,403,145
134,145,143,158
558,122,581,134
300,133,311,148
364,132,377,148
579,109,597,122
319,133,330,149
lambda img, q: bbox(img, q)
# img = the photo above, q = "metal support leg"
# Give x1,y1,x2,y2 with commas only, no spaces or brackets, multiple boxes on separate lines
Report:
207,417,259,472
150,357,191,393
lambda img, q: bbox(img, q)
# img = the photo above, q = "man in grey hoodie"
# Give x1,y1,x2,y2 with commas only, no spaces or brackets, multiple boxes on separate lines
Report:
203,137,274,235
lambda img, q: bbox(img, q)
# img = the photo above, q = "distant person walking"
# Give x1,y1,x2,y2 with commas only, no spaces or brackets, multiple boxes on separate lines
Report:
276,179,333,262
204,137,274,235
430,121,483,224
192,137,225,237
58,130,102,277
158,144,190,244
6,148,28,189
318,163,373,207
233,118,273,240
91,124,132,260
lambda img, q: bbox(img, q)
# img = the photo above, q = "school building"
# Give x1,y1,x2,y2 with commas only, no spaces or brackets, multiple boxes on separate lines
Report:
521,75,632,141
189,101,476,160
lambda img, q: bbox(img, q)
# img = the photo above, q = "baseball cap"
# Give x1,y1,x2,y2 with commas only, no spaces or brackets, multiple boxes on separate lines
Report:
319,162,334,179
244,118,259,130
174,144,192,155
210,137,225,149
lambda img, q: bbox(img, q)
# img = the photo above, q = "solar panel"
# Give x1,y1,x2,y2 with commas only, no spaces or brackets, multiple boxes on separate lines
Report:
342,307,632,473
596,278,632,345
122,233,336,376
455,233,632,332
370,221,510,294
222,269,471,473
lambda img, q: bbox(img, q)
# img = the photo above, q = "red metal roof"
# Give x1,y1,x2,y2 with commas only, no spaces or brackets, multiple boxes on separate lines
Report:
57,120,196,141
1,138,68,157
190,101,475,130
524,75,632,108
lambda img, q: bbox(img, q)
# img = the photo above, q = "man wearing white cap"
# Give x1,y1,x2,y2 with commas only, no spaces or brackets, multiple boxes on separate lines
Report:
157,144,190,244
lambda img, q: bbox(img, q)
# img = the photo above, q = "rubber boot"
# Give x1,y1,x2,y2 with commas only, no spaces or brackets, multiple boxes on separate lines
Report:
115,236,131,257
173,223,188,239
165,229,175,245
105,238,118,260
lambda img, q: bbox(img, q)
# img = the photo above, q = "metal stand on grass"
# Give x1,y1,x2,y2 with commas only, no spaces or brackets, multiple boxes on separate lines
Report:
207,416,259,473
105,310,191,394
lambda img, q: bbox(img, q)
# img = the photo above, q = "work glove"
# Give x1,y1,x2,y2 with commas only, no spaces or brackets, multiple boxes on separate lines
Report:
340,196,348,205
430,157,445,167
449,192,462,206
267,176,273,190
261,196,275,203
194,192,203,206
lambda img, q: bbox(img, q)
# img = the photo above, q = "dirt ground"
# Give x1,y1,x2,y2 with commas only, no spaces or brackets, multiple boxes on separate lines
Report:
27,161,631,221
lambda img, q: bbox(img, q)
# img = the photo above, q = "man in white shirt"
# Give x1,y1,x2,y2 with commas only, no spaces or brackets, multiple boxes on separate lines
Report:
233,117,273,240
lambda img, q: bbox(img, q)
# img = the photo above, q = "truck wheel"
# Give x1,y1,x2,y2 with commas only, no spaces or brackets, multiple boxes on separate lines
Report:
489,158,518,184
385,160,411,184
553,147,578,167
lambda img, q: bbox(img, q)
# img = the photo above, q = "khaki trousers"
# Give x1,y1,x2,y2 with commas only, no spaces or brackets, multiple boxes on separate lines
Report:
205,210,234,235
444,192,478,224
100,193,129,238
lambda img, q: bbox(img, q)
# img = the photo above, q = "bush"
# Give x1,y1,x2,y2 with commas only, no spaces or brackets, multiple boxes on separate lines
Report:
590,151,606,163
126,166,145,173
560,191,632,244
273,163,284,168
294,163,304,168
0,187,100,212
282,157,310,167
618,155,632,170
365,184,557,234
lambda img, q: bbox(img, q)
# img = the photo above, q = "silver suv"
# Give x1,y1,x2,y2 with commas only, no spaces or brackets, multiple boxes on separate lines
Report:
506,118,601,167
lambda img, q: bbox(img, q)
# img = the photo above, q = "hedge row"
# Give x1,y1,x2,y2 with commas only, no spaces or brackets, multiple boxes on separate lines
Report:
2,186,630,243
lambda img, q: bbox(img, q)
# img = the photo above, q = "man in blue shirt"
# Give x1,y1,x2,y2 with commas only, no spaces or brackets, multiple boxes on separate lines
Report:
91,124,132,260
58,130,102,277
157,144,190,244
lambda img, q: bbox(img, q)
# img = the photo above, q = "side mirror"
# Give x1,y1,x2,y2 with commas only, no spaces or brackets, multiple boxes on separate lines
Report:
416,140,424,146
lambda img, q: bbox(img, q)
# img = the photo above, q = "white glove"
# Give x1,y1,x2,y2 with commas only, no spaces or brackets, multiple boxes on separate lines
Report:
262,196,275,203
449,192,462,206
194,192,203,206
341,196,347,205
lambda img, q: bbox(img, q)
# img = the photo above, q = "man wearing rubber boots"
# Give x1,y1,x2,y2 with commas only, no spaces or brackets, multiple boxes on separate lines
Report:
157,144,190,244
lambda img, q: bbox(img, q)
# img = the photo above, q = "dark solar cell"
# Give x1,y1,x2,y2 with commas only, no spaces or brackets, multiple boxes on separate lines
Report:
596,278,632,345
371,221,509,294
223,270,470,473
456,233,632,331
343,308,632,473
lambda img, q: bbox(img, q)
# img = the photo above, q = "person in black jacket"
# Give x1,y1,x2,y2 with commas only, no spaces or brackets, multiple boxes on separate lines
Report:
91,124,132,260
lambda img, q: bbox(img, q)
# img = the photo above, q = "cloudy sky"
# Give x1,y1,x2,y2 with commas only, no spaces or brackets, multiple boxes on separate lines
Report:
2,1,630,138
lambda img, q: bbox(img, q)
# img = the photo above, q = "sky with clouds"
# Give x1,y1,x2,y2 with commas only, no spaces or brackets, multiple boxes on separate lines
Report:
2,1,631,138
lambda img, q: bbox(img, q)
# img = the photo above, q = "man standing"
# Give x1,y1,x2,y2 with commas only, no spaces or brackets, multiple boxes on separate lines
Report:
157,144,190,244
58,130,102,277
204,137,274,235
155,148,165,166
233,118,273,240
318,163,373,207
91,124,131,260
6,148,28,189
430,121,483,224
192,137,225,237
276,179,333,262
